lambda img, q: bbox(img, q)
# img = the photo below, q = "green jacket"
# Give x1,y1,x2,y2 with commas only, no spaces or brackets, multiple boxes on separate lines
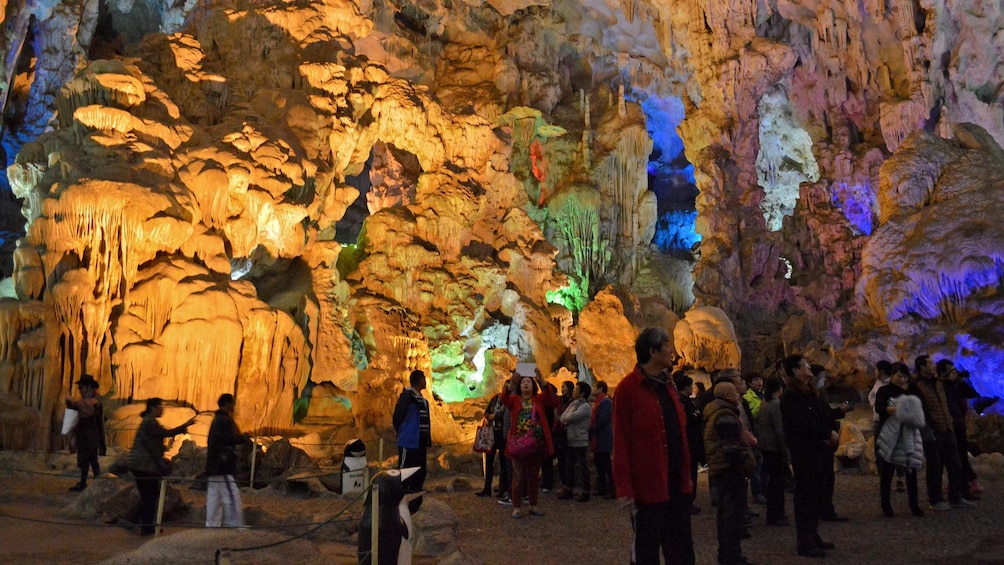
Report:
743,388,764,418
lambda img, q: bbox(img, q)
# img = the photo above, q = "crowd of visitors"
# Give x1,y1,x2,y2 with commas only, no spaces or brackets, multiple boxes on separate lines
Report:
57,327,988,562
472,331,987,564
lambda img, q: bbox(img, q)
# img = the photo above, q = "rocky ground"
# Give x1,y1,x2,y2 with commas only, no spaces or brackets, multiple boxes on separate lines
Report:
3,449,1004,564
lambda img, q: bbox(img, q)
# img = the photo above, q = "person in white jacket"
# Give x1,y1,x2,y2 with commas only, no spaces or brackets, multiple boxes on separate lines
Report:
557,381,593,502
874,366,925,517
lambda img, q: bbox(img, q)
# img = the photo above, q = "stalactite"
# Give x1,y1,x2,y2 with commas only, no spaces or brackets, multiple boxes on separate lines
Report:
515,116,536,147
550,187,610,291
898,1,916,38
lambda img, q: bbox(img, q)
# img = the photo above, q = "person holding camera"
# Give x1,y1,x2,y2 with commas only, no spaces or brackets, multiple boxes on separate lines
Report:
939,360,982,498
781,356,839,558
127,398,194,535
500,367,558,519
811,364,853,523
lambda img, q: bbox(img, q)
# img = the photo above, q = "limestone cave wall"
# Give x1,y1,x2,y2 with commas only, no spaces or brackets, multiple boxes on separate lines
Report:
0,0,1002,449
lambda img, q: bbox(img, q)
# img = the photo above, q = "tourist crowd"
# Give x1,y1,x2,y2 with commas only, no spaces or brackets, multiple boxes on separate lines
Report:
60,328,987,562
474,330,986,564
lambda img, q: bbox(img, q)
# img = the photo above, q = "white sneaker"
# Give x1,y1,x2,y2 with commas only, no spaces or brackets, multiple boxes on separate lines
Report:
929,501,951,511
951,499,977,509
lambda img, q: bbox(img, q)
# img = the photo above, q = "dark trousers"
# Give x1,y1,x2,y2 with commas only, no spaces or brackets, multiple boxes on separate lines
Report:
762,450,787,522
133,472,161,535
594,451,613,494
77,456,99,484
398,445,427,513
76,444,100,482
954,421,977,482
541,455,555,490
923,431,964,504
689,451,699,497
791,453,823,546
483,432,509,495
554,439,570,488
631,495,695,565
749,450,764,498
878,456,918,511
715,471,746,564
566,445,590,494
818,447,836,517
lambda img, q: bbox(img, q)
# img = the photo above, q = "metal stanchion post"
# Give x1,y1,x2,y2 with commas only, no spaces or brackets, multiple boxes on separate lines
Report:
378,437,384,468
371,481,380,565
250,435,258,486
155,478,167,536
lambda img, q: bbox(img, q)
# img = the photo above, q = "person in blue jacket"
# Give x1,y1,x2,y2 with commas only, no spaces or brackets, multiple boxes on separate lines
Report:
590,380,614,498
393,369,432,513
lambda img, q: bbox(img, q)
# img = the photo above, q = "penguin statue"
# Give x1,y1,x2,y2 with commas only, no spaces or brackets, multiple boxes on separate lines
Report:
357,467,422,565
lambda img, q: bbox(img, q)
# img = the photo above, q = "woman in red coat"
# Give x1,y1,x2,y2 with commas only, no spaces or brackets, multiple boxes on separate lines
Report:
501,368,558,519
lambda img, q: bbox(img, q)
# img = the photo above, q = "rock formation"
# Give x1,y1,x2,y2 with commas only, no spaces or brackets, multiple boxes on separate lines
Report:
0,0,1003,451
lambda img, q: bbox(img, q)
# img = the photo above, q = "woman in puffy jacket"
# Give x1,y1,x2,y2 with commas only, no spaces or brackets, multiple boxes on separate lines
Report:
874,365,925,517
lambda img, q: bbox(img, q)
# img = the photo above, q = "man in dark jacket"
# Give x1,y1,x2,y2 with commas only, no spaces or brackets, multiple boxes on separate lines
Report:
780,355,839,558
940,360,981,499
705,381,755,565
393,369,432,513
811,364,853,522
909,356,973,510
206,393,250,528
674,372,703,514
591,380,614,498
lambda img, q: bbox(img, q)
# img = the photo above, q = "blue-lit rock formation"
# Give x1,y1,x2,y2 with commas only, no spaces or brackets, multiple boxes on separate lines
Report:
857,124,1004,401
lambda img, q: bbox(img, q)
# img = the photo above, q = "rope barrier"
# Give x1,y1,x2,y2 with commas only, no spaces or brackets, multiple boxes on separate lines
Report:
220,483,370,554
3,449,441,562
0,504,362,530
0,466,353,483
83,423,478,449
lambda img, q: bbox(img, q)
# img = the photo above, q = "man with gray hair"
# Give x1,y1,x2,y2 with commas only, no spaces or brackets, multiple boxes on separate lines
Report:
613,327,694,565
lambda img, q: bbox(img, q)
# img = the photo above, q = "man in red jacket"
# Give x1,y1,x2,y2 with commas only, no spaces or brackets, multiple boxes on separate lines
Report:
614,327,695,565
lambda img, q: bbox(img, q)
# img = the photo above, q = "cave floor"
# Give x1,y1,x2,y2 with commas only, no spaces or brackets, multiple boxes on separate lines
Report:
2,458,1003,564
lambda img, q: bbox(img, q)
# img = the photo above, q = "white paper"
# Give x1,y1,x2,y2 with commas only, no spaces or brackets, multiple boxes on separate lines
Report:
515,362,537,377
61,408,79,435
